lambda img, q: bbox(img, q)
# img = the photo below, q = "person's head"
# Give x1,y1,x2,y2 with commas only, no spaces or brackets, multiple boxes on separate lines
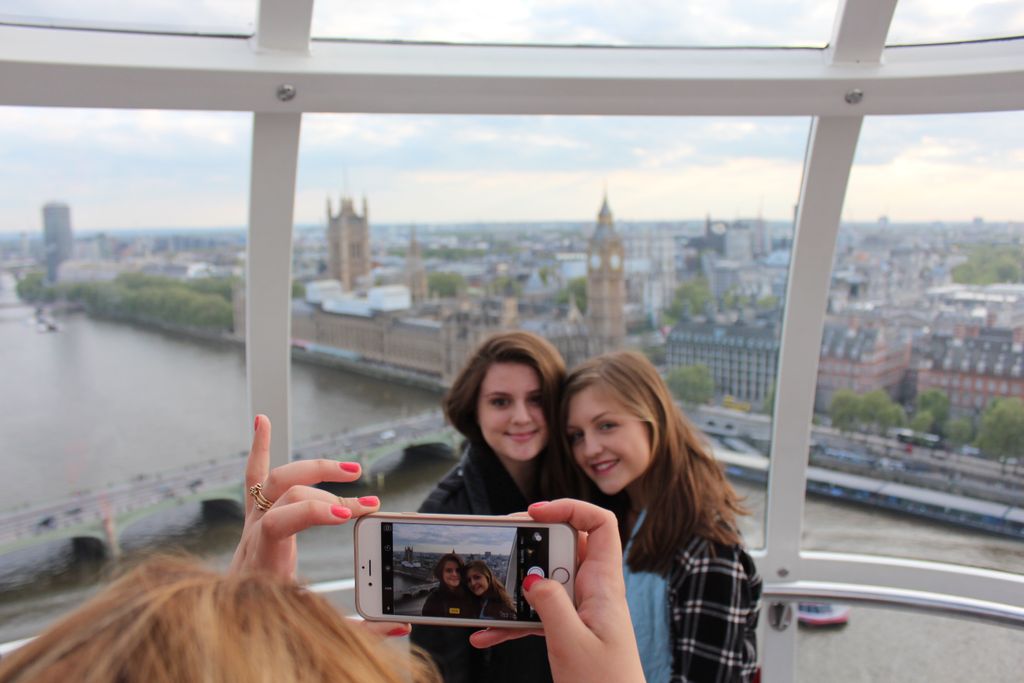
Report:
464,560,496,597
443,331,566,470
556,351,747,576
433,553,465,591
464,560,515,610
0,556,438,683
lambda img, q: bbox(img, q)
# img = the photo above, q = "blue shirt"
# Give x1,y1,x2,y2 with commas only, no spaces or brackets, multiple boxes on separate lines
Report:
624,510,672,683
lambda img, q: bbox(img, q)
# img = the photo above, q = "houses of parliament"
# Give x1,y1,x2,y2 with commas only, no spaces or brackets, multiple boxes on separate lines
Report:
235,194,626,387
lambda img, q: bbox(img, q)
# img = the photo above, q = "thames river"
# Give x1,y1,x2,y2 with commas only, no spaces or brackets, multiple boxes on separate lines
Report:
0,275,1020,681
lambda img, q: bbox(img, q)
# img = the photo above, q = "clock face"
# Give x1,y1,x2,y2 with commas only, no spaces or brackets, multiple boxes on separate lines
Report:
610,253,621,270
590,253,601,269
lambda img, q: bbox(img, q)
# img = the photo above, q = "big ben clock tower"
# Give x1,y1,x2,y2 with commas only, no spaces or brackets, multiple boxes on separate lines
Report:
586,193,626,356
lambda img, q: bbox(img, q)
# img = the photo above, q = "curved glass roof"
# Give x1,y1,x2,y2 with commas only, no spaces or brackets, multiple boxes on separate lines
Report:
888,0,1024,46
313,0,840,47
0,1,255,35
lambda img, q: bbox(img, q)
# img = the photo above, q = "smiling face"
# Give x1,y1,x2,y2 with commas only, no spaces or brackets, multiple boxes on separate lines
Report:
565,385,653,506
476,362,548,469
467,568,490,596
441,560,462,590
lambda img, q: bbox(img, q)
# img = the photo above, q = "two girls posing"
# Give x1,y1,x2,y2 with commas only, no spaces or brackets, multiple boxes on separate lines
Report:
421,553,516,621
412,332,762,683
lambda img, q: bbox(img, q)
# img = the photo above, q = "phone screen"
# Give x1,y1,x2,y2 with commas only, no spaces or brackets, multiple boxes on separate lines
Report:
380,522,549,622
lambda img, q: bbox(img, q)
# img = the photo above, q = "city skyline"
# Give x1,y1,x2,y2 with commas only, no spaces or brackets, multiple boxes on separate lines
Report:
0,110,1021,235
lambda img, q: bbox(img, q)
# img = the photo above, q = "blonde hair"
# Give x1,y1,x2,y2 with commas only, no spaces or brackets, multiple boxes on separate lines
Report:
0,556,439,683
553,351,748,576
464,560,516,613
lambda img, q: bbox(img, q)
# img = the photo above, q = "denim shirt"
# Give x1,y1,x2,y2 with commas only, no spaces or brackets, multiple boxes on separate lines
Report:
623,510,672,683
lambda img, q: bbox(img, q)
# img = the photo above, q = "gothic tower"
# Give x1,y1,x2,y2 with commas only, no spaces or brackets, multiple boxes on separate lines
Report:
586,194,626,356
406,225,428,304
326,194,371,291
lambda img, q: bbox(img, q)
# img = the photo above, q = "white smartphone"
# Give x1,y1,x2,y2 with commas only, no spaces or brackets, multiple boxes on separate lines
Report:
353,512,577,629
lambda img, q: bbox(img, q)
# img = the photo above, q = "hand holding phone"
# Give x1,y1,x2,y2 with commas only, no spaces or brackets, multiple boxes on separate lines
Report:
354,512,576,629
470,500,645,683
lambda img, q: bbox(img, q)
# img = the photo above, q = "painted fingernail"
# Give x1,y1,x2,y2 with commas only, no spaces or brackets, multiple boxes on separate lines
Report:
522,574,543,592
358,496,379,507
331,505,352,519
254,416,260,432
387,626,410,637
528,501,549,510
340,462,360,473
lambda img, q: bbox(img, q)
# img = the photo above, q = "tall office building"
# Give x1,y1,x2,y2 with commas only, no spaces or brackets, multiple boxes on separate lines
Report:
326,194,371,291
42,202,73,283
586,194,626,356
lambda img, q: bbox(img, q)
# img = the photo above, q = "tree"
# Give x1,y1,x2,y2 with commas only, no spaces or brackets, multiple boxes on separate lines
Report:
669,278,711,319
15,271,51,302
976,398,1024,460
291,280,306,299
860,390,905,434
762,382,776,415
829,389,861,432
490,275,523,297
910,410,934,434
427,272,466,298
188,277,236,303
946,417,974,448
916,389,950,434
667,365,714,405
756,295,779,310
555,277,587,313
952,246,1024,285
643,344,666,366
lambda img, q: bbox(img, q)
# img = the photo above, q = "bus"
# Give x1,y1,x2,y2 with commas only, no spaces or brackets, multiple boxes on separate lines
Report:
891,428,944,450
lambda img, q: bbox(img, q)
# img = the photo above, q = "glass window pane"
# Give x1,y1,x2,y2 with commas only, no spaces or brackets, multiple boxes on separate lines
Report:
294,113,810,556
804,111,1024,573
2,1,255,34
312,1,838,47
888,1,1024,46
0,107,254,643
797,604,1023,682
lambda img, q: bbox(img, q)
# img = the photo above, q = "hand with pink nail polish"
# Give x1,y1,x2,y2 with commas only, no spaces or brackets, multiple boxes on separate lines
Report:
230,415,382,581
469,499,644,683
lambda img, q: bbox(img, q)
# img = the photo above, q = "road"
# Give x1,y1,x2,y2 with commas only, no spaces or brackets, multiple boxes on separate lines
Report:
690,405,1024,506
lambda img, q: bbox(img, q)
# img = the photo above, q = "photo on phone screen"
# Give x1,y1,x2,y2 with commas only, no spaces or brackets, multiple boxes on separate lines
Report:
380,522,549,622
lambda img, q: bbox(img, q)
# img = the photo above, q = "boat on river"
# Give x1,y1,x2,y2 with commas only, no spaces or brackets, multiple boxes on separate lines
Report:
798,602,851,627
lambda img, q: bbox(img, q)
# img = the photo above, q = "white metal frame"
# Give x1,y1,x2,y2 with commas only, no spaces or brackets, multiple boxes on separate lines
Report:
1,0,1023,679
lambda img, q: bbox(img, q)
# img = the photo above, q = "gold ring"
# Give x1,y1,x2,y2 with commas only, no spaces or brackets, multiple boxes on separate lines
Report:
248,482,274,512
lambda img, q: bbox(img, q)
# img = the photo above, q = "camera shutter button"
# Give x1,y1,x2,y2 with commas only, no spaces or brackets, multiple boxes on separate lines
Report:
551,567,570,584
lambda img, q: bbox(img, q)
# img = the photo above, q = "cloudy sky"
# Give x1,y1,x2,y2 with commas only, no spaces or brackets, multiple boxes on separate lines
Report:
391,522,517,556
0,1,1021,234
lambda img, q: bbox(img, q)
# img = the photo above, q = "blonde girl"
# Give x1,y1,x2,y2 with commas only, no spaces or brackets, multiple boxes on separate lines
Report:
554,351,761,683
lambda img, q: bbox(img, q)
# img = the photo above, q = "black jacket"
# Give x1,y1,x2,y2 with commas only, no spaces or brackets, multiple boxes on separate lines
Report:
410,443,554,683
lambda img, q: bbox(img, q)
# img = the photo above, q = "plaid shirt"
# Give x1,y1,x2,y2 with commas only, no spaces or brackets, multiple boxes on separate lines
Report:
667,535,762,682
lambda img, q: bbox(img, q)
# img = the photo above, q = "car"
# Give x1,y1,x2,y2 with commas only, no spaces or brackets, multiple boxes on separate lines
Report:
380,429,396,440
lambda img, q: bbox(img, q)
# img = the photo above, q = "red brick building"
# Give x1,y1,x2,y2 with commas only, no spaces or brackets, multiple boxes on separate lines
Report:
916,327,1024,416
816,323,912,412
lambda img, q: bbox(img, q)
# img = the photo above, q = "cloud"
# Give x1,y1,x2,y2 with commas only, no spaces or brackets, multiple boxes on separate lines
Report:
3,0,254,31
888,1,1024,44
309,0,836,47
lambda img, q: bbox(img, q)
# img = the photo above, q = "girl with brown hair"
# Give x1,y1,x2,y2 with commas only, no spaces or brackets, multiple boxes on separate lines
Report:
421,553,475,618
413,331,565,683
464,559,516,620
554,350,762,683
